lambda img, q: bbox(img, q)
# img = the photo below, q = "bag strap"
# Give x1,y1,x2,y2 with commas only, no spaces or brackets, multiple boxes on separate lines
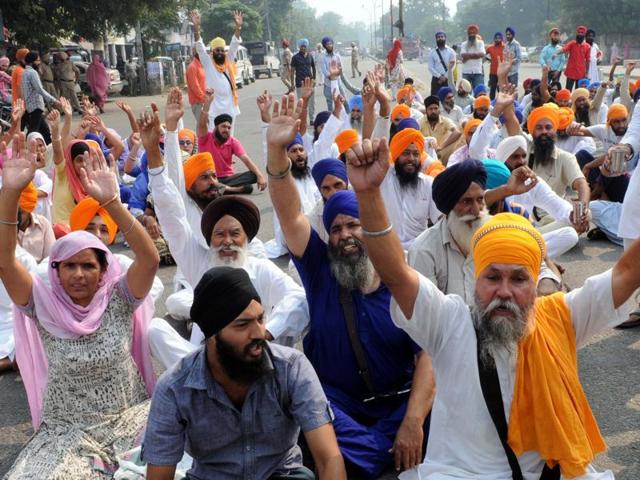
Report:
339,287,377,398
435,48,448,73
474,323,561,480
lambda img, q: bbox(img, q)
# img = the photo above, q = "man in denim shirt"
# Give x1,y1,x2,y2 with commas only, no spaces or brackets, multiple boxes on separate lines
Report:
143,267,346,480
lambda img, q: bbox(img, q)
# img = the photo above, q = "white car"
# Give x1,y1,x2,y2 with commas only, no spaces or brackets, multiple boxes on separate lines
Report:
227,45,255,88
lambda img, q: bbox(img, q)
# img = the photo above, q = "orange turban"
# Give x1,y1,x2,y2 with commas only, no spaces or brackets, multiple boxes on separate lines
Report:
474,95,491,109
335,129,359,155
396,85,415,103
557,107,575,130
179,128,196,144
424,160,445,177
19,182,37,213
570,87,589,104
389,128,425,163
391,104,411,122
527,105,559,134
16,48,29,62
556,88,571,102
463,118,482,137
70,198,118,245
607,104,628,124
472,212,546,282
184,152,216,190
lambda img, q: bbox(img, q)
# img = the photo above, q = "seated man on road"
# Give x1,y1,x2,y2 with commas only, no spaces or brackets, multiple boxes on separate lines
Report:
143,267,346,480
346,137,636,479
267,94,434,478
418,95,462,165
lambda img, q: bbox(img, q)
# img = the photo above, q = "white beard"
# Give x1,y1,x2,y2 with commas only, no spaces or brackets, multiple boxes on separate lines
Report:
447,209,489,255
208,243,248,269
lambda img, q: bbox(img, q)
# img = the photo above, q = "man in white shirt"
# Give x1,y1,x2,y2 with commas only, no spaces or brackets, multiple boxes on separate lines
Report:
436,86,465,127
460,24,486,89
345,138,638,479
428,31,456,95
191,10,242,128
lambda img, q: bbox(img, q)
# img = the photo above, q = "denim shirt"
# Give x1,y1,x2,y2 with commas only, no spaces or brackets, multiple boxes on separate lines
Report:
142,343,333,480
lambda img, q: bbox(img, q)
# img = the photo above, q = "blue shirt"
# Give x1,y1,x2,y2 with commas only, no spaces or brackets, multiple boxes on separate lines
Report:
293,230,420,408
540,43,566,72
505,39,522,75
142,344,333,480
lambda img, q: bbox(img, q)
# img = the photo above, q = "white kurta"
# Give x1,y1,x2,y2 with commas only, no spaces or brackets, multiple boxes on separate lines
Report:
0,246,37,360
393,270,625,480
588,42,601,82
381,169,441,249
618,102,640,240
33,169,52,222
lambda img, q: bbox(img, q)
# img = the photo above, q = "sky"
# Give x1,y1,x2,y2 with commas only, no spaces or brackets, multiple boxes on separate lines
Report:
303,0,458,23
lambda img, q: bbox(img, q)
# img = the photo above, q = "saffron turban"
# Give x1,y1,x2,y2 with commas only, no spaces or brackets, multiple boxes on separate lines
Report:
184,152,216,190
396,86,415,103
201,195,261,245
348,95,364,112
527,105,559,134
474,95,491,109
70,198,118,245
463,118,482,137
397,118,420,131
311,158,348,190
210,37,226,50
287,133,304,151
389,128,424,163
19,182,38,214
313,111,331,129
191,267,261,338
335,129,359,155
391,104,411,122
424,95,440,108
437,86,453,103
473,84,488,97
495,135,528,163
432,159,486,214
607,104,628,124
557,107,575,130
323,190,359,232
482,159,511,189
16,49,29,62
179,128,196,144
556,88,571,102
472,212,546,281
425,160,445,177
571,88,589,103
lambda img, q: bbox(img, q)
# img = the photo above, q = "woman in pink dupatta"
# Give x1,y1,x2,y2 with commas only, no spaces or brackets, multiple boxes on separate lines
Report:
0,134,160,479
87,55,110,113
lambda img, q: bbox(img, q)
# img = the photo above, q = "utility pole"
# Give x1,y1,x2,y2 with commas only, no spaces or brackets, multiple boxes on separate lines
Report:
390,0,394,43
135,21,147,95
264,0,272,42
398,0,404,37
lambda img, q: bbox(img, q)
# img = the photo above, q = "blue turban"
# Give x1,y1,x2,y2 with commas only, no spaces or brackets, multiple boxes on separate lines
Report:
435,31,446,39
311,158,348,190
506,27,515,36
432,159,487,214
494,32,503,40
298,38,309,48
397,118,420,131
473,84,487,97
437,86,453,102
287,133,304,151
323,190,359,231
588,81,601,90
577,78,590,89
313,111,331,129
634,89,640,103
498,106,524,125
482,159,511,189
322,36,333,47
348,95,364,112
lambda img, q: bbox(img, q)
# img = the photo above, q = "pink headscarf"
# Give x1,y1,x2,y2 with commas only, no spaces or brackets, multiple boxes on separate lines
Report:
61,139,90,203
13,231,156,429
87,55,109,97
0,57,9,68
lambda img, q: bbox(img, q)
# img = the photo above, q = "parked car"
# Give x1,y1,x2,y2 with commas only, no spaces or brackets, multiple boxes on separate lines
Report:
72,58,124,96
227,45,255,87
244,41,280,78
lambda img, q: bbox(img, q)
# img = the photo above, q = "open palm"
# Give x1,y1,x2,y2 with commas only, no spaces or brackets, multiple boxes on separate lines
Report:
1,135,36,191
267,94,301,148
165,87,184,128
78,149,119,204
346,138,390,193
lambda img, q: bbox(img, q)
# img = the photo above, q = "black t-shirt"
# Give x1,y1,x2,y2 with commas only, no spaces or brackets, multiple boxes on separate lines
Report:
291,52,315,88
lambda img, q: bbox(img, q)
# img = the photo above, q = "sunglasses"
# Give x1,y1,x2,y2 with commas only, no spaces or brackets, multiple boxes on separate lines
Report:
179,140,193,146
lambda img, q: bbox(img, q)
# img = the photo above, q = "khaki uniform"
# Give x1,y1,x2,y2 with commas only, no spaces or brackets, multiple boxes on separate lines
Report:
39,62,58,100
54,60,82,112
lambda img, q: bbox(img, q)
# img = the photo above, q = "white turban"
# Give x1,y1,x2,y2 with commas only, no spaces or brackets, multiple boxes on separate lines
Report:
495,135,528,163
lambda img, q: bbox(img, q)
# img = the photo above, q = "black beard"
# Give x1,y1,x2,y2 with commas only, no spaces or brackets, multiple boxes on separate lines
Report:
612,126,627,137
575,106,590,126
189,186,221,210
215,129,229,143
213,54,226,64
436,40,445,48
551,39,559,45
576,35,585,43
215,334,270,385
531,134,555,167
473,110,487,120
427,113,439,122
327,237,373,291
291,162,310,179
395,161,420,188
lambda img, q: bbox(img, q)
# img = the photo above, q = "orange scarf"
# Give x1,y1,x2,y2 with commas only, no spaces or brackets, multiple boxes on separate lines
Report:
508,292,606,477
216,58,238,106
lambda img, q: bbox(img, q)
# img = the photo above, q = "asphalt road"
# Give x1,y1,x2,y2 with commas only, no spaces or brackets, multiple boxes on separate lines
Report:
1,59,638,479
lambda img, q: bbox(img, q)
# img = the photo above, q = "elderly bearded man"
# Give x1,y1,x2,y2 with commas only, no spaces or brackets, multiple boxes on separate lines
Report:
345,136,637,480
267,94,434,479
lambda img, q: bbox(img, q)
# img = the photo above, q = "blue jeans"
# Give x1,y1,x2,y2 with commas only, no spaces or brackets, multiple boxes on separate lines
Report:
507,73,518,87
323,81,347,112
590,200,624,246
462,73,484,89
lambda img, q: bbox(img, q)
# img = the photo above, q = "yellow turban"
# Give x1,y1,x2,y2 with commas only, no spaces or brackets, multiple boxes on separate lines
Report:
19,182,38,213
391,104,411,122
463,118,482,137
571,87,589,104
527,105,559,134
70,198,118,245
474,95,491,109
335,129,359,155
607,104,628,125
210,37,226,50
389,128,425,164
472,212,546,282
396,85,415,103
557,107,574,131
184,152,216,190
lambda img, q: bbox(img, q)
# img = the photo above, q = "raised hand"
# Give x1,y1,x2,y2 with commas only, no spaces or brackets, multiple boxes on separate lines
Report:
345,138,390,193
497,52,514,82
507,166,538,195
374,63,385,84
46,109,61,134
11,98,25,125
256,90,273,122
203,88,215,108
164,87,184,130
137,103,163,150
362,81,377,109
82,96,97,116
116,100,132,116
233,10,243,29
190,9,201,27
329,60,341,80
267,94,301,149
0,134,37,191
86,114,106,132
129,132,142,151
493,83,517,114
332,90,344,116
59,96,72,117
625,61,636,75
300,77,314,101
77,148,119,204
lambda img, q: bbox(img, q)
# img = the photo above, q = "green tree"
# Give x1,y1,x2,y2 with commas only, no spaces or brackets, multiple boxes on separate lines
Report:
558,0,640,35
201,0,263,43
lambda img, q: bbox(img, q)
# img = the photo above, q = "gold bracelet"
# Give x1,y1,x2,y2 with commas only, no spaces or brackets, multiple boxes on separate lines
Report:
99,195,119,209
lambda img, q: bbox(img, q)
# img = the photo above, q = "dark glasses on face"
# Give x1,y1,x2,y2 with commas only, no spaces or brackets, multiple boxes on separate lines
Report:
179,140,193,145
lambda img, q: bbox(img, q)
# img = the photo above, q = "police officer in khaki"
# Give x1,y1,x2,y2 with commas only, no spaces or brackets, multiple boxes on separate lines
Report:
54,52,83,114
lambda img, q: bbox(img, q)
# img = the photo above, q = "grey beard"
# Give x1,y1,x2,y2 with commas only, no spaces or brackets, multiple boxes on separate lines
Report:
471,293,533,367
208,244,248,269
328,243,375,291
447,209,489,255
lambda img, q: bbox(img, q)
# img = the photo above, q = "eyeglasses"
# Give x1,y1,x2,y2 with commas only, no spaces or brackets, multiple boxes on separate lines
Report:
179,140,193,146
